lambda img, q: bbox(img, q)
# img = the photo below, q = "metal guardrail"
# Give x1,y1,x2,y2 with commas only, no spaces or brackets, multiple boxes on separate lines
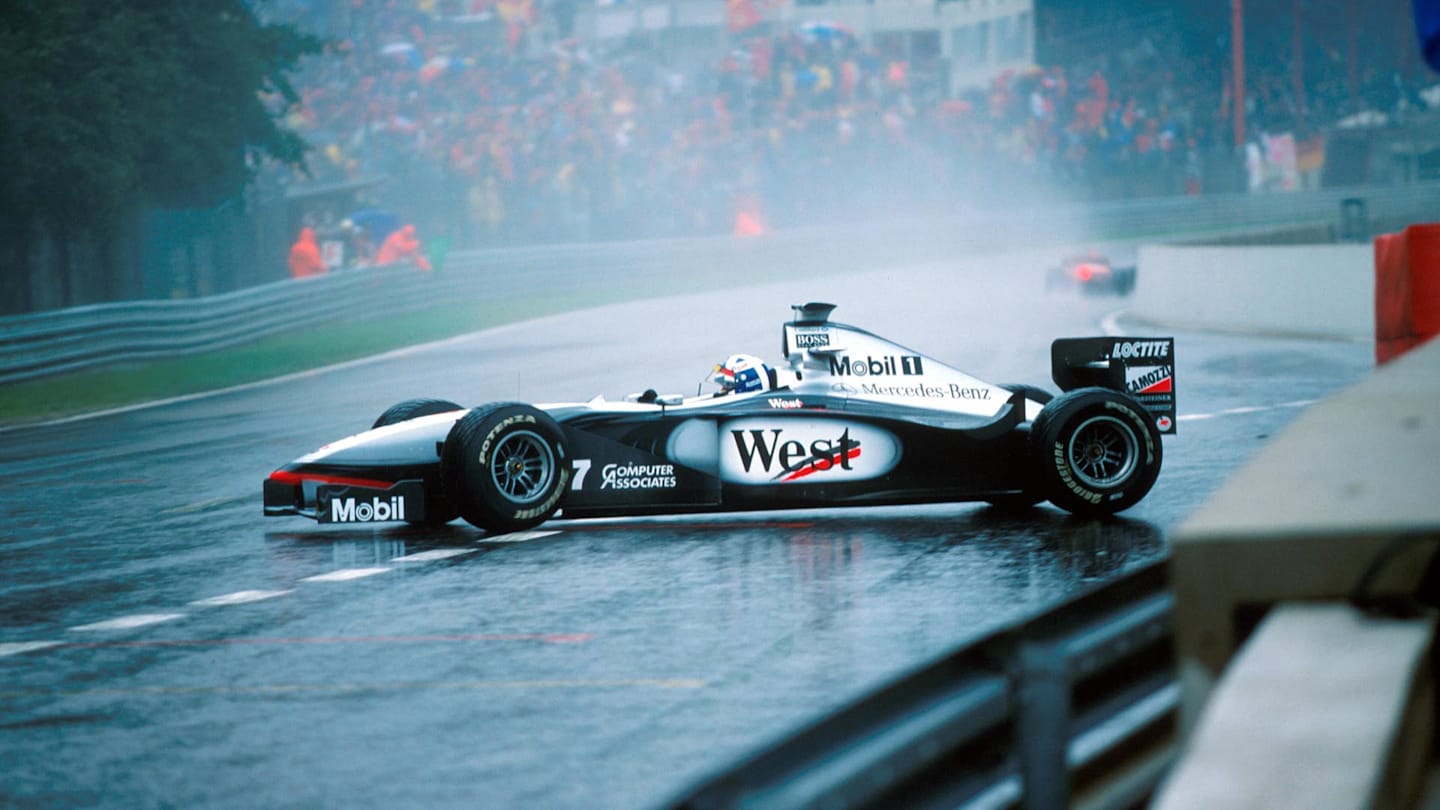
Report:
2,184,1436,386
660,560,1175,810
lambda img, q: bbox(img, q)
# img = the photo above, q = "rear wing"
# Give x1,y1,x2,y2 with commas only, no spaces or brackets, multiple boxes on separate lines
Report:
1051,337,1177,434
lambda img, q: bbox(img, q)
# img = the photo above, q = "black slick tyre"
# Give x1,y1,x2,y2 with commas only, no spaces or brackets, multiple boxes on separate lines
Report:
1030,387,1162,517
372,398,465,524
440,403,569,533
372,398,464,429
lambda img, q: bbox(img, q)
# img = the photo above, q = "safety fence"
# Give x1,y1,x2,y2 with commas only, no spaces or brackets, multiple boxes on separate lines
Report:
660,560,1176,810
2,184,1437,386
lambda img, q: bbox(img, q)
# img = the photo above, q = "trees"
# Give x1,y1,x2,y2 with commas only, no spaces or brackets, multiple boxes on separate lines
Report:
0,0,319,313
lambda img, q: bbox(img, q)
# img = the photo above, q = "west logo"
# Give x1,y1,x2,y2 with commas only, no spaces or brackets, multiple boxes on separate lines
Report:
828,355,924,377
330,495,406,522
730,428,860,482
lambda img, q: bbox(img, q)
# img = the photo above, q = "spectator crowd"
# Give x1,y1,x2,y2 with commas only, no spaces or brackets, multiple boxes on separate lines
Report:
267,0,1437,248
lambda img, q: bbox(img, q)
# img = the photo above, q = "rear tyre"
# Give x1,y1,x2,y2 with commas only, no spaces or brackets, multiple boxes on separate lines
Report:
372,398,464,429
1031,388,1162,517
441,403,569,533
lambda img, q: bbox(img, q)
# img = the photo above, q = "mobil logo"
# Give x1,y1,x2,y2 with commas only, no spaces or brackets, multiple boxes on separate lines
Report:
330,495,406,522
828,354,924,377
720,418,900,484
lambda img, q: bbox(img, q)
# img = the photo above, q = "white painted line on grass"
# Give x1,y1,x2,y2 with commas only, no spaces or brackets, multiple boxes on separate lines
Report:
480,530,561,544
300,568,392,583
0,641,61,658
70,614,186,632
188,590,294,607
391,548,477,563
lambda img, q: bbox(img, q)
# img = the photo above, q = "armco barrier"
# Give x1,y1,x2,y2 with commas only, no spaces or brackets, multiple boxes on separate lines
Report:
1375,222,1440,364
3,184,1438,386
660,561,1178,810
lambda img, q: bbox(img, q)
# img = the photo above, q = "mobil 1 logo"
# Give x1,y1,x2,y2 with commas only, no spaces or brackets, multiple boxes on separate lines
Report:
317,484,425,524
828,354,924,377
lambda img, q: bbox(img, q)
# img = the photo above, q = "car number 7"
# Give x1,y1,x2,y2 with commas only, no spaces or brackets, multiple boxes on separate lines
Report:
571,458,592,490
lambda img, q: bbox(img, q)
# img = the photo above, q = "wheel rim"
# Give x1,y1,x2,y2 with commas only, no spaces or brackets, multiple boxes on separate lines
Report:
1066,415,1139,489
487,430,555,504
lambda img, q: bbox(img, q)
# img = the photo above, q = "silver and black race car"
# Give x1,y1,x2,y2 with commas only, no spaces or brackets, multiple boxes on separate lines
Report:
264,303,1177,532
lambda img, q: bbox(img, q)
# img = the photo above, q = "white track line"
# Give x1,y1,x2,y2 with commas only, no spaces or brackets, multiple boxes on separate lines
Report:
70,614,186,632
188,590,294,607
391,548,477,563
300,567,392,582
1179,400,1317,422
8,546,491,659
479,530,562,544
0,641,61,658
1101,309,1127,336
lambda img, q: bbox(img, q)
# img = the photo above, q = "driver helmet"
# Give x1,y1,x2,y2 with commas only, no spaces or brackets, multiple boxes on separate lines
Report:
713,354,772,394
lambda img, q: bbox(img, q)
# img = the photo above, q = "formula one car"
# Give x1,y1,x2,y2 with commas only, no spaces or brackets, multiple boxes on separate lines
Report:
1047,252,1137,296
264,303,1176,532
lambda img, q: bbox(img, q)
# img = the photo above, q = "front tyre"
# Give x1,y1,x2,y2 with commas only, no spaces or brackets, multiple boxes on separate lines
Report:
372,398,464,429
440,403,569,533
372,398,466,524
1031,388,1162,517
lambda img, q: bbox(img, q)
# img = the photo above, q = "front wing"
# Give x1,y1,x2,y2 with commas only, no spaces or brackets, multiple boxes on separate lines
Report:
264,479,428,524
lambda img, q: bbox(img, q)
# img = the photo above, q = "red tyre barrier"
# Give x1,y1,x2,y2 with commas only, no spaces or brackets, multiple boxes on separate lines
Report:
1409,224,1440,334
1374,223,1440,365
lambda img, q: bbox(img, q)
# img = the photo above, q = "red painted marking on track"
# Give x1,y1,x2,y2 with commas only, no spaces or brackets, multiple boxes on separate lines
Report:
51,633,594,650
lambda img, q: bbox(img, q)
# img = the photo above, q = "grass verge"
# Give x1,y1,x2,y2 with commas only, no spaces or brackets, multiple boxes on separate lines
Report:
0,294,598,428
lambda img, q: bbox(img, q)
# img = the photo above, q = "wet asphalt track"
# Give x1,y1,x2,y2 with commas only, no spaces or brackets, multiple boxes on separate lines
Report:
0,249,1373,808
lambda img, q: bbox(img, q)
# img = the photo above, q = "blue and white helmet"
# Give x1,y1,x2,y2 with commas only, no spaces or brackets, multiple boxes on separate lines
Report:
713,354,771,394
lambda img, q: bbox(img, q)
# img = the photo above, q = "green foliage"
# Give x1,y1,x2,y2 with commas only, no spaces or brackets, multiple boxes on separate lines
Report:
0,0,319,232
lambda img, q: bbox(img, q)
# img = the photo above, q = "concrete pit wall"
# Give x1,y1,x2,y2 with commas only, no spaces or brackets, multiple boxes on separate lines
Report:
1133,244,1375,341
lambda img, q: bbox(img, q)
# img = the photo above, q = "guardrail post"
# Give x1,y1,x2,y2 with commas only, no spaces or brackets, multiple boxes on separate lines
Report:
1015,636,1071,810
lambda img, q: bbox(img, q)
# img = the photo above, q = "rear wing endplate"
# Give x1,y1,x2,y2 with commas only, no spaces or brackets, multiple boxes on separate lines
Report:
1051,337,1177,434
